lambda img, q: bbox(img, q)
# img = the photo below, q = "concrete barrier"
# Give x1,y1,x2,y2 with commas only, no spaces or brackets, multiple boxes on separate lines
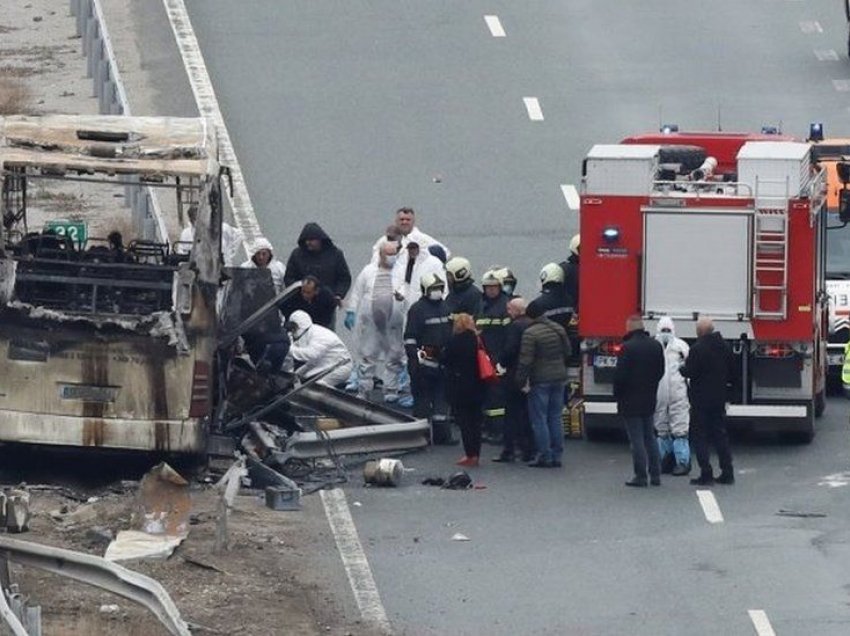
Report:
69,0,168,244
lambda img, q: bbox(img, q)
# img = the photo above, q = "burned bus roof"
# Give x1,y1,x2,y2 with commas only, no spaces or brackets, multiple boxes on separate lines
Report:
0,115,219,177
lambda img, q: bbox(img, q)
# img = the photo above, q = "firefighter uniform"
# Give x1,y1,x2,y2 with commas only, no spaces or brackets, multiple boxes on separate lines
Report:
476,291,511,442
404,293,454,444
447,279,483,318
528,284,573,332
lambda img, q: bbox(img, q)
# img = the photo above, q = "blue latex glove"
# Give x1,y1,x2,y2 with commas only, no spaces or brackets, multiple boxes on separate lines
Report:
344,310,356,331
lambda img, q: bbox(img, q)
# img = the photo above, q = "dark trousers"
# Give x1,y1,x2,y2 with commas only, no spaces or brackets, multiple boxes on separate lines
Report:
482,379,506,439
624,415,661,482
453,402,483,458
411,365,451,443
503,387,533,458
690,407,733,477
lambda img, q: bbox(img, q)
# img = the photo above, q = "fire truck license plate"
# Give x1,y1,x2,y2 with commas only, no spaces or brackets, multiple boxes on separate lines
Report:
828,353,844,366
593,355,618,369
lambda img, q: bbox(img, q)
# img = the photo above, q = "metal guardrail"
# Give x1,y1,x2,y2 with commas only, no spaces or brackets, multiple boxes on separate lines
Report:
0,536,190,636
68,0,169,245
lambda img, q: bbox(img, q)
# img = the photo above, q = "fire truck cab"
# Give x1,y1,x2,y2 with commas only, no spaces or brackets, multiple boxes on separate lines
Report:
579,136,828,442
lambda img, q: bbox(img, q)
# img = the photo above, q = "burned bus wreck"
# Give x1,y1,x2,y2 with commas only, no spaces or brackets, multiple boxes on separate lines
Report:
0,115,223,453
0,115,429,461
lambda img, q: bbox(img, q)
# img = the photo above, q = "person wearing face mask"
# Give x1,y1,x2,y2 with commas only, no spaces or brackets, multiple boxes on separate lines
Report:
404,272,455,444
344,237,406,401
284,310,353,387
493,266,519,299
653,317,692,476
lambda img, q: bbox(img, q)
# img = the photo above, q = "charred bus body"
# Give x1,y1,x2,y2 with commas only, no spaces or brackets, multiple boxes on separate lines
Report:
0,115,224,454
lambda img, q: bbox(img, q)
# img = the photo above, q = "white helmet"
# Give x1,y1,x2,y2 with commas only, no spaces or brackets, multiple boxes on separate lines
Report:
481,268,501,287
493,267,517,293
419,271,446,294
540,263,565,286
445,256,472,284
569,234,580,257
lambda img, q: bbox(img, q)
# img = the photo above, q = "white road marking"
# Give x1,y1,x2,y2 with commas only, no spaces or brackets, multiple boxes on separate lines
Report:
561,184,580,211
832,79,850,92
814,49,839,61
799,20,823,34
320,489,392,634
748,610,777,636
818,471,850,487
162,0,262,253
696,490,724,524
523,97,544,121
484,15,506,37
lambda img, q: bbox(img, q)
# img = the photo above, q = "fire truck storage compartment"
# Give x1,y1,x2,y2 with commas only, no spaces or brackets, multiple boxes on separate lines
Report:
583,145,660,195
736,141,811,205
642,209,752,319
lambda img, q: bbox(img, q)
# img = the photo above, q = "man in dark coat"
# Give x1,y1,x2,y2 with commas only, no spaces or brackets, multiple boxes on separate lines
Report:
278,275,337,329
613,315,665,487
494,297,535,462
283,222,352,310
681,317,736,485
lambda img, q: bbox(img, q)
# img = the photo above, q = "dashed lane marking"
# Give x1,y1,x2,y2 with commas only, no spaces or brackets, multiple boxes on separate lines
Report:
814,49,839,61
748,610,777,636
799,20,823,34
561,184,580,211
523,97,544,121
162,0,262,250
696,489,724,524
321,489,392,634
484,15,506,37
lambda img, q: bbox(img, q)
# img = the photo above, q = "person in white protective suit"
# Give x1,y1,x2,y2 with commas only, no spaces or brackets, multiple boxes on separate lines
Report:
240,237,287,295
344,239,407,401
654,316,691,476
391,240,444,311
285,310,353,387
176,204,244,266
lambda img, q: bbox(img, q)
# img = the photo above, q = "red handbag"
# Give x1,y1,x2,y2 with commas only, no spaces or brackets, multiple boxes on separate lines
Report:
476,336,498,384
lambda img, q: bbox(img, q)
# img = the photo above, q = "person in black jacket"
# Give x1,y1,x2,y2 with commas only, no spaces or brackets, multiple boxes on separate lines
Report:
681,317,735,485
442,313,487,466
283,223,352,323
445,257,483,318
277,275,337,329
404,272,455,445
613,315,665,487
494,297,535,462
477,269,511,444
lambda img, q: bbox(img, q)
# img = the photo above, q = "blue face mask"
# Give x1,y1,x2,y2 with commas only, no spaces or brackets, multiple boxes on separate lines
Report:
658,332,672,345
503,284,515,296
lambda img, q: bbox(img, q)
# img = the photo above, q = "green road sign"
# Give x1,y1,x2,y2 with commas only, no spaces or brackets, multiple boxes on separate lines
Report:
44,220,88,247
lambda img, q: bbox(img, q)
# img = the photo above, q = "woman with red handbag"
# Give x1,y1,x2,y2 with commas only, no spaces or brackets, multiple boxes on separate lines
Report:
442,313,488,466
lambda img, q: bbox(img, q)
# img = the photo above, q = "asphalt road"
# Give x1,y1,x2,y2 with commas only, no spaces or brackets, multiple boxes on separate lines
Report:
186,0,850,297
177,1,850,633
344,398,850,636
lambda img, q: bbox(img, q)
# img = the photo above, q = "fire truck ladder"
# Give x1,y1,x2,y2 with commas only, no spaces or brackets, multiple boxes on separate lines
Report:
752,206,789,320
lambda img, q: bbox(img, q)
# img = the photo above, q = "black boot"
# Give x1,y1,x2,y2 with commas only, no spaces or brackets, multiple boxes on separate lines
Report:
492,451,515,463
661,453,675,475
690,472,714,486
716,471,735,485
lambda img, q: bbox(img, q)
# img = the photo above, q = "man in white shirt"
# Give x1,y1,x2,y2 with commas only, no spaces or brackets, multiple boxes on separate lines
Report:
371,207,449,262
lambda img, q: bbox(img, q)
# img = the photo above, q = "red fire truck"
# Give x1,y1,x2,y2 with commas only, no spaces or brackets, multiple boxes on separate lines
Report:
579,133,828,442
